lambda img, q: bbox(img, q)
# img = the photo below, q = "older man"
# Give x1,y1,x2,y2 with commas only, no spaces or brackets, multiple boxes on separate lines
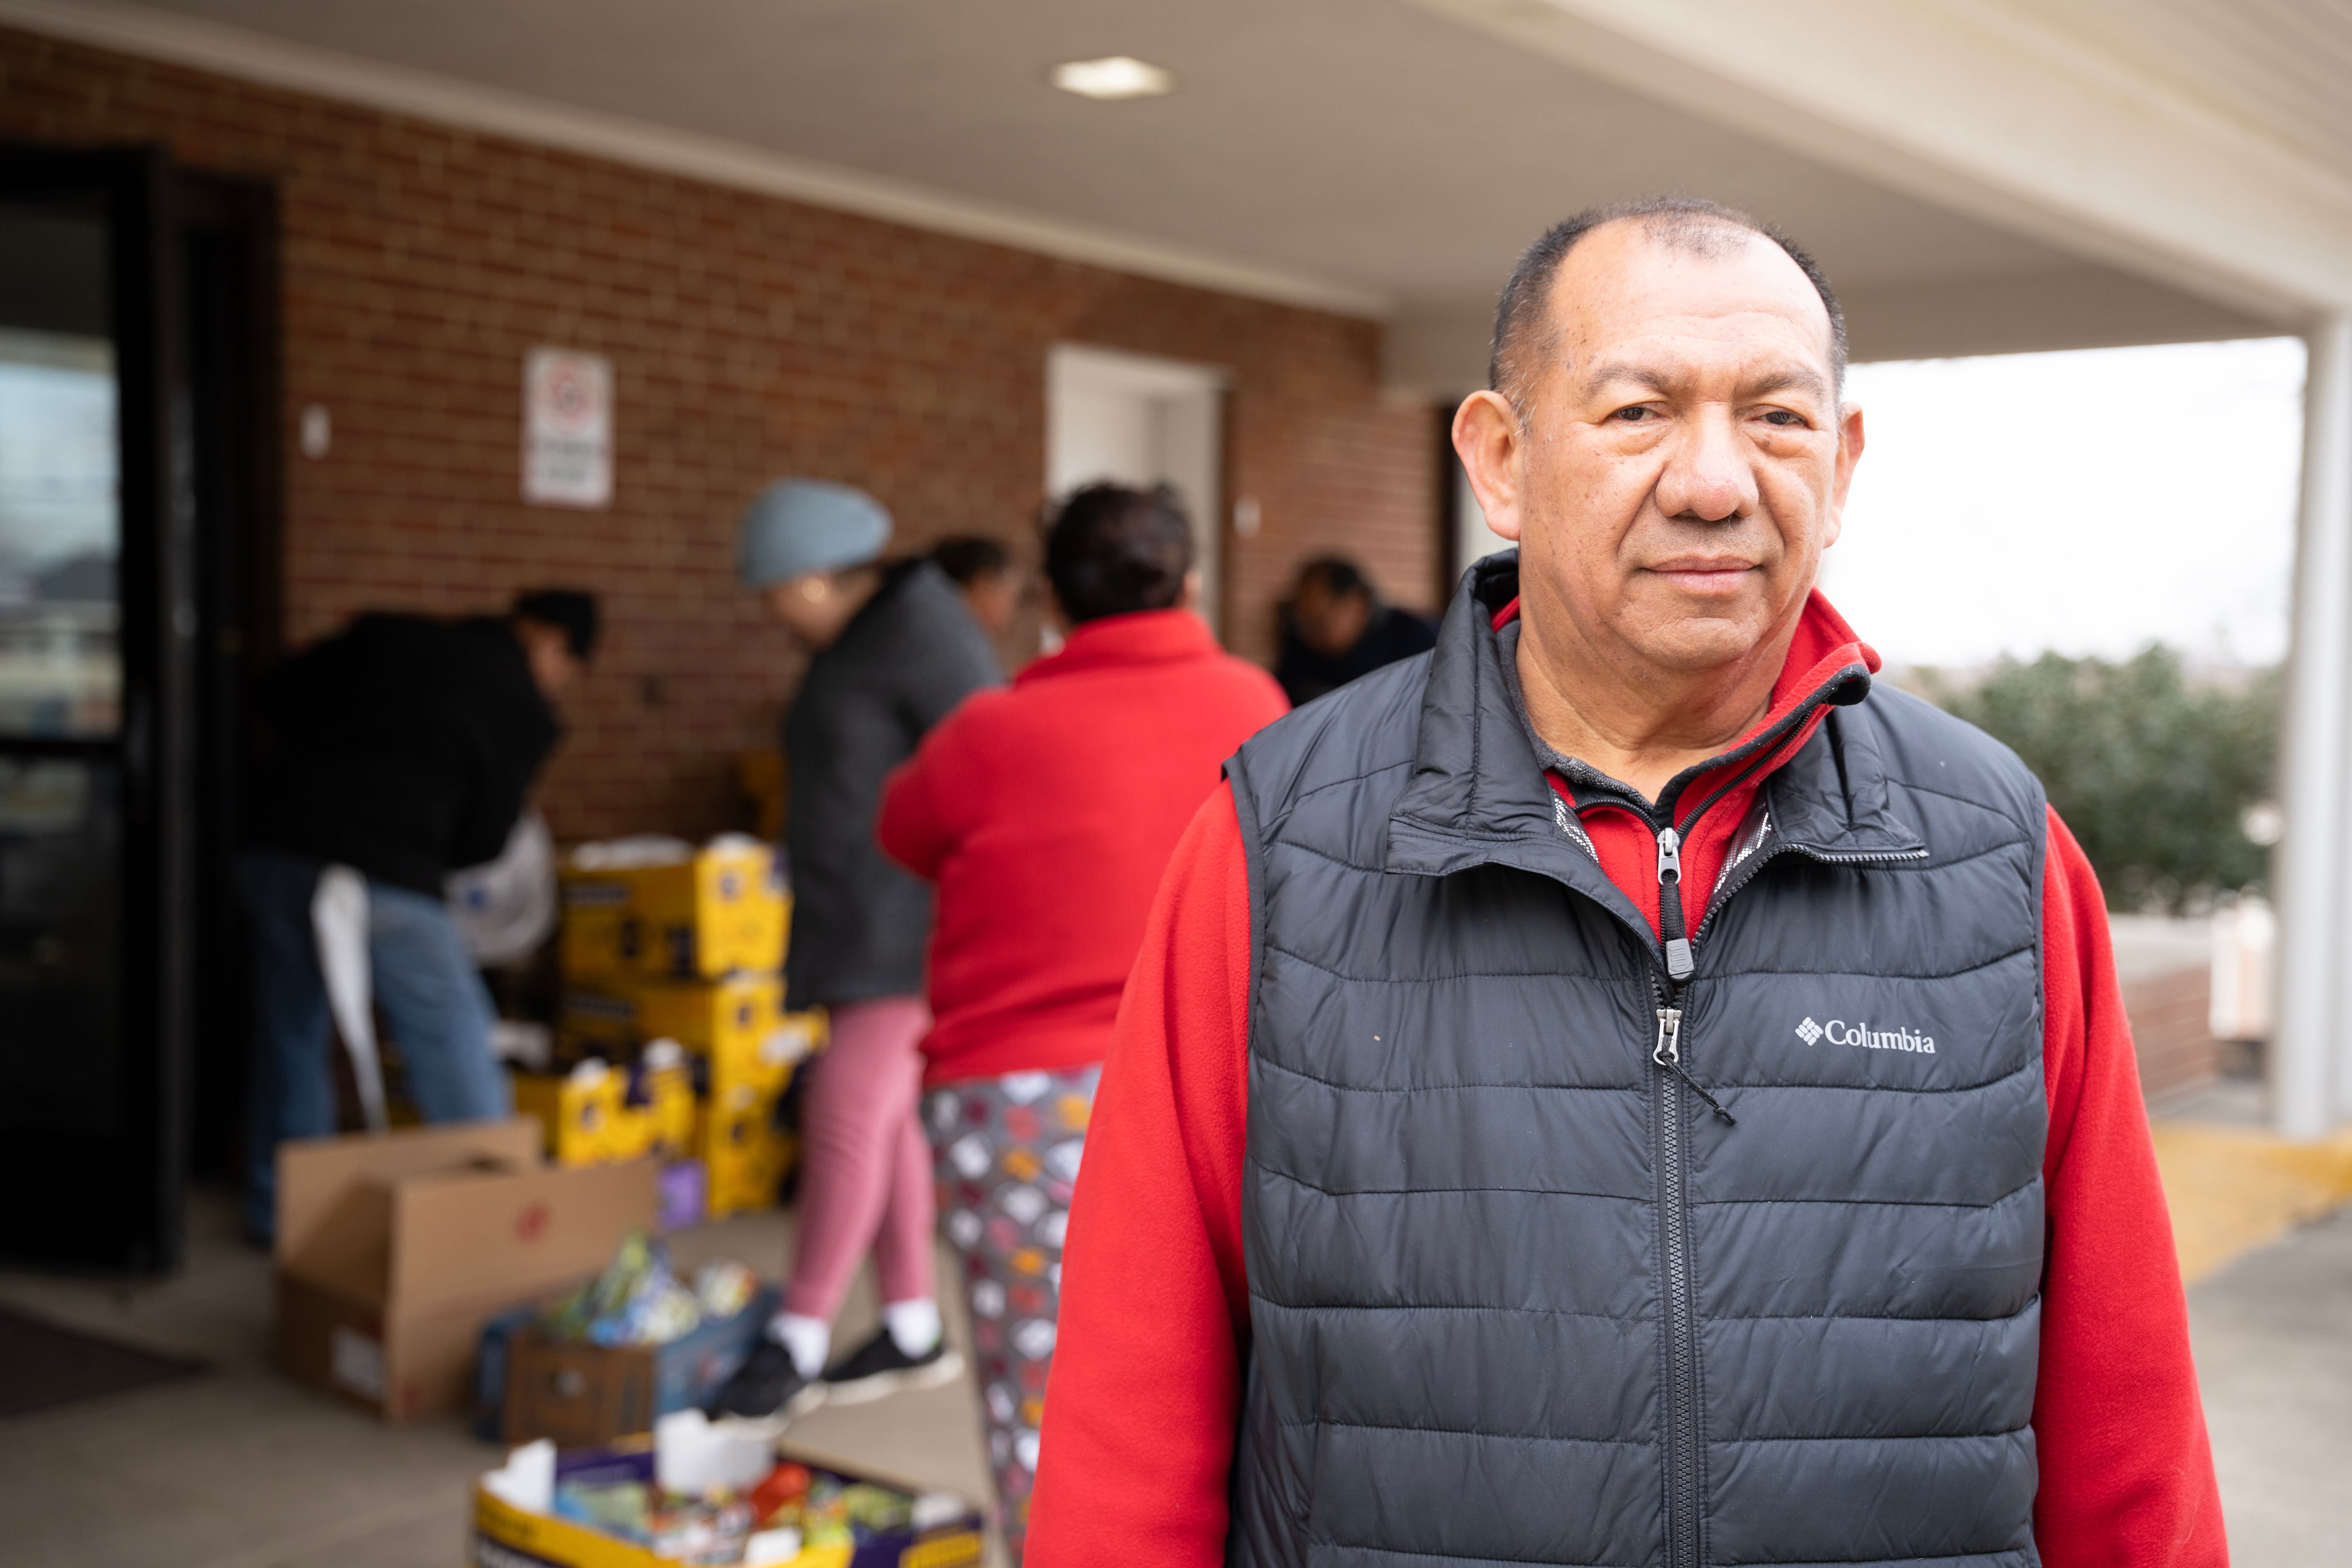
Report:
1029,199,2222,1566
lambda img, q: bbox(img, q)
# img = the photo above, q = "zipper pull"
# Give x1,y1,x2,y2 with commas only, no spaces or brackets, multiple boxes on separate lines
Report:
1652,1005,1682,1067
1653,1006,1737,1126
1656,827,1695,981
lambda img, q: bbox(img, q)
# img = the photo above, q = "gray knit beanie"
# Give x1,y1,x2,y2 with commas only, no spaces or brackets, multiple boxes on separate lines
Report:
737,478,892,587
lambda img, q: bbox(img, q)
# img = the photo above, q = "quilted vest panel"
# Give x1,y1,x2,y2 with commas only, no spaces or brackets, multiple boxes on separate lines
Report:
1225,559,2048,1568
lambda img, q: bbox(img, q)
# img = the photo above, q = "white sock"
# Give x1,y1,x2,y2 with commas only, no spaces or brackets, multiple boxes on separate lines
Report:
769,1312,832,1380
883,1298,943,1359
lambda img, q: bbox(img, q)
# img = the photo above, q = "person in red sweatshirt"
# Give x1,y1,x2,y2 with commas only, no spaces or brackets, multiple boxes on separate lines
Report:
876,483,1289,1560
1027,200,2225,1565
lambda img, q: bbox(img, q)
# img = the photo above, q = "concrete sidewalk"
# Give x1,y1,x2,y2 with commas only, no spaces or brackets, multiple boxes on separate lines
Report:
0,1156,2346,1563
2191,1205,2352,1562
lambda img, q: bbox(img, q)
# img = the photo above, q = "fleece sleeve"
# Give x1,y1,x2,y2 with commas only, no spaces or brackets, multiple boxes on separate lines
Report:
2030,806,2227,1564
875,716,962,881
1025,786,1254,1568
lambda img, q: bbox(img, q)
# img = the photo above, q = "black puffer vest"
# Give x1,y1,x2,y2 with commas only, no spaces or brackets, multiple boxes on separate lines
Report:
1225,556,2048,1568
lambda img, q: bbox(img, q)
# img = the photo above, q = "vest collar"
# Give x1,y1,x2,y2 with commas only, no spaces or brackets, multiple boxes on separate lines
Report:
1386,554,1924,893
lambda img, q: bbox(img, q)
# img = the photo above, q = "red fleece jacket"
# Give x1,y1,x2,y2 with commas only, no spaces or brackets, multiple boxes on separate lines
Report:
1028,593,2225,1565
876,609,1288,1085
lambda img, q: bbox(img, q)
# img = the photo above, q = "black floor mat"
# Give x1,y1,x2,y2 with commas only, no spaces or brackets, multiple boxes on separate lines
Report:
0,1304,206,1418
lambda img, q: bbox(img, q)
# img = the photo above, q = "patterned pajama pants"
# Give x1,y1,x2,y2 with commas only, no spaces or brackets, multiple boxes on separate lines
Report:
925,1064,1099,1565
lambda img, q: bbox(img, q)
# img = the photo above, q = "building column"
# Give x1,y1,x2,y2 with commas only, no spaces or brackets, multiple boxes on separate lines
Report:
2275,315,2352,1138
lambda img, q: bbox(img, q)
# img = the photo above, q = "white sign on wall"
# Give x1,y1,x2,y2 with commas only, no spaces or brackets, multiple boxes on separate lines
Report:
521,347,612,508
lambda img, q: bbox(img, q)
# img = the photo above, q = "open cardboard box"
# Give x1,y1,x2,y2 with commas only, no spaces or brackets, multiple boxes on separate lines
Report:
475,1421,986,1568
275,1117,656,1422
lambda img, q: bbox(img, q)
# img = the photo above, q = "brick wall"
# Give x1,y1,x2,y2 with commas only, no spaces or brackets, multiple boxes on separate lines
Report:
0,27,1438,842
2122,964,2220,1102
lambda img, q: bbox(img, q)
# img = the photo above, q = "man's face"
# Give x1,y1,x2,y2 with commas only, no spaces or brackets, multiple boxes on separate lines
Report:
1455,222,1863,679
1294,578,1373,658
961,569,1023,639
516,619,584,699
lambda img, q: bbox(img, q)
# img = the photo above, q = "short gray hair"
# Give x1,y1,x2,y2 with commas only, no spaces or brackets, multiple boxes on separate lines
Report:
1487,196,1847,410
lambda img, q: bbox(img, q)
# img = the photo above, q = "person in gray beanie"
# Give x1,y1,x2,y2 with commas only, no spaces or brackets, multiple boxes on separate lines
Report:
711,477,1002,1422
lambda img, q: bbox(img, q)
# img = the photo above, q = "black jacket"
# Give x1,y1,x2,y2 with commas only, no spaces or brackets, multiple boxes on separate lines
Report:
252,613,559,895
1273,602,1435,707
782,560,1000,1009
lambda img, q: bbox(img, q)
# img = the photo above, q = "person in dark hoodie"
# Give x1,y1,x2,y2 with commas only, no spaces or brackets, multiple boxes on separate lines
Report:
240,588,597,1240
710,478,1000,1423
1273,554,1436,706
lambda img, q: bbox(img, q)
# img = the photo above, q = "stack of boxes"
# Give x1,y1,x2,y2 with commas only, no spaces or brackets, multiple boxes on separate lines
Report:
511,836,822,1223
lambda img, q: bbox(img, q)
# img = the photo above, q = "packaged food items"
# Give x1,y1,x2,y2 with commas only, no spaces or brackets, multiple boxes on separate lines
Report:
694,1259,759,1322
475,1429,986,1568
543,1235,765,1349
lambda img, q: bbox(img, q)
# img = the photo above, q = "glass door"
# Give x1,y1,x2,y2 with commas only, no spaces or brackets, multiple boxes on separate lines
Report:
0,145,191,1269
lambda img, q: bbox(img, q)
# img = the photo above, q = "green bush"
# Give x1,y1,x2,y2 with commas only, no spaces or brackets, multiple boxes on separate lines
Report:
1921,647,2280,913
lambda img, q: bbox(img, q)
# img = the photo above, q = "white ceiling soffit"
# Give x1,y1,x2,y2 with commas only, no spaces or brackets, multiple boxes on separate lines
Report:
0,0,1391,316
3,1,2199,318
4,0,2305,382
1409,0,2352,321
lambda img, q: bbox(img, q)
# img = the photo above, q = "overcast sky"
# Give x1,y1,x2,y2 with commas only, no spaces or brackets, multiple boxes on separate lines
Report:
1819,336,2306,669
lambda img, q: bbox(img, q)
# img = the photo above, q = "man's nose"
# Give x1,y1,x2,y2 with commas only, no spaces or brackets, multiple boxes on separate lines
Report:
1654,406,1759,524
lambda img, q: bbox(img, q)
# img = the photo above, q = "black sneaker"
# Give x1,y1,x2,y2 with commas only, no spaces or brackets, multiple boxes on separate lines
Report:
818,1327,964,1406
705,1338,826,1423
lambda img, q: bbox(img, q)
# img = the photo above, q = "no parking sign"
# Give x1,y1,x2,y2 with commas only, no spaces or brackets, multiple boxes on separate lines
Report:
523,347,613,508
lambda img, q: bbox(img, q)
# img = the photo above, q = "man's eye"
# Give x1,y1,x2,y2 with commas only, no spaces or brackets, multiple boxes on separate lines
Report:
1761,409,1803,427
1613,407,1652,422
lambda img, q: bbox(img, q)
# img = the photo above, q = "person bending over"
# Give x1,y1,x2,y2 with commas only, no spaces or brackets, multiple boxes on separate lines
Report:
241,588,596,1241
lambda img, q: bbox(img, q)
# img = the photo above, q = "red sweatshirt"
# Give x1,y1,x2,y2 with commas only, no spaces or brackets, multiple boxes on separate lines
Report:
876,608,1288,1085
1029,594,2225,1565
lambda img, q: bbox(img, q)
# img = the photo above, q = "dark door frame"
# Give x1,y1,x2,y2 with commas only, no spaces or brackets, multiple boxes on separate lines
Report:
0,143,190,1268
178,168,283,1187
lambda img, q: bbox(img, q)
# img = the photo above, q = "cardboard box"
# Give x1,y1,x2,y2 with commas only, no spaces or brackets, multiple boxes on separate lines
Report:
512,1064,628,1166
498,1286,777,1447
561,841,787,982
274,1119,657,1422
515,1056,697,1168
699,1082,794,1219
474,1437,985,1568
560,976,819,1098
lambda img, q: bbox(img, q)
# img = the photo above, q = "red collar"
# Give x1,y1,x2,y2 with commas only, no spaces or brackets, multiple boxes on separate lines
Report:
1492,588,1881,816
1017,609,1222,685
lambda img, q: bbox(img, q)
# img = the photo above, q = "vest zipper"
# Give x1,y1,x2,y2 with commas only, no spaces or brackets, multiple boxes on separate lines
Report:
1691,837,1932,948
1649,976,1705,1568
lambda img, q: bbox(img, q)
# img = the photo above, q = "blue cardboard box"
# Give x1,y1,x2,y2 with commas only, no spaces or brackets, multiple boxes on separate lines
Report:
479,1286,776,1446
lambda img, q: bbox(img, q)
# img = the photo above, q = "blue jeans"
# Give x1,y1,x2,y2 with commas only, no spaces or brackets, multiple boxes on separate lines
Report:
240,847,511,1239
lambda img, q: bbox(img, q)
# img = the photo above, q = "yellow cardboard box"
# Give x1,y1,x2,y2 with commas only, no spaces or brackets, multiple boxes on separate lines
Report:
699,1082,796,1219
560,978,822,1099
561,838,786,982
515,1051,698,1168
512,1062,629,1167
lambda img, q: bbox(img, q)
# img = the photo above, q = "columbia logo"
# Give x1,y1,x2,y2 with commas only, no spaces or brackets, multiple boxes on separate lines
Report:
1796,1016,1938,1055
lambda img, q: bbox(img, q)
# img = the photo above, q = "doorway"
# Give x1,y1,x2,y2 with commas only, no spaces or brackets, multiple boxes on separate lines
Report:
1045,344,1227,632
0,145,278,1269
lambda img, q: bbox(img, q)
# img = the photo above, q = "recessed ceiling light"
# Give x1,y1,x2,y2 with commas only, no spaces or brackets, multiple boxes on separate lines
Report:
1051,56,1175,100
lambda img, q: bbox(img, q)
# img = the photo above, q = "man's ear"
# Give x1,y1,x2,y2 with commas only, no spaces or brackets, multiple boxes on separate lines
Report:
1823,400,1866,551
1452,391,1526,542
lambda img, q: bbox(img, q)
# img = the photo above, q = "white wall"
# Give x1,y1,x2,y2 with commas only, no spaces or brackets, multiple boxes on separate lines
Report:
1046,344,1227,630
